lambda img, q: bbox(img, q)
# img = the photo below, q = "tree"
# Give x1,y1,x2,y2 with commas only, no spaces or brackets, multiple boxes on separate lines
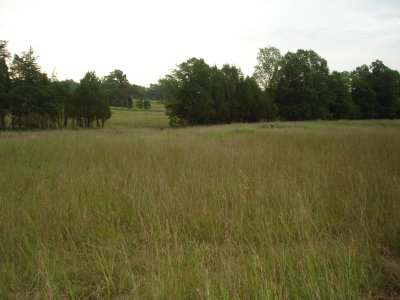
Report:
135,99,144,109
49,78,77,128
72,71,110,127
147,83,172,101
0,41,11,129
350,65,377,119
237,76,263,122
253,46,282,92
210,66,229,123
135,98,151,110
161,58,215,126
260,91,277,121
102,69,132,108
369,60,400,119
9,47,55,129
328,71,356,119
275,49,330,120
160,58,270,126
350,61,400,119
221,64,242,122
143,99,151,109
130,84,147,102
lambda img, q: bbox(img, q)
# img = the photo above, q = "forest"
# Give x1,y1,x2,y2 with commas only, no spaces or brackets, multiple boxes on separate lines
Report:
161,47,400,126
1,41,399,129
0,41,150,130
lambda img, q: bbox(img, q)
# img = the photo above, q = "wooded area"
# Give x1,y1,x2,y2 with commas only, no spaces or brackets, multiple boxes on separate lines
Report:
0,41,151,130
161,47,400,125
1,41,399,129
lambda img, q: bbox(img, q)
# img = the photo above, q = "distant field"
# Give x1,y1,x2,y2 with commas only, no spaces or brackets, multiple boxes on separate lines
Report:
108,101,169,129
111,100,167,112
1,110,399,299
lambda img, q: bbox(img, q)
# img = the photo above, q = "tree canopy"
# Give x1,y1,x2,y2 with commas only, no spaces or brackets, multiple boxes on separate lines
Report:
1,40,399,130
160,58,275,126
254,48,400,121
102,69,132,108
0,43,112,129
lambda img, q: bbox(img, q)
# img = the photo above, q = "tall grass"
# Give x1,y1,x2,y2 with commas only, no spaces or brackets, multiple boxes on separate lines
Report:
0,112,399,298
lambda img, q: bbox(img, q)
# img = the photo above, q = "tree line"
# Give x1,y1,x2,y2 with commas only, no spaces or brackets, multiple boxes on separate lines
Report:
102,69,153,109
0,41,153,130
2,41,399,129
0,41,113,129
159,58,276,126
160,47,400,125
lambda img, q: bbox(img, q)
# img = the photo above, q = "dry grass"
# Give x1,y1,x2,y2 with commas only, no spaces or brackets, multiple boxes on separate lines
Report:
0,110,399,299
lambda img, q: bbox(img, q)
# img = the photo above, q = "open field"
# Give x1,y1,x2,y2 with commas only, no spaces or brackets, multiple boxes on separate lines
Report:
1,109,400,299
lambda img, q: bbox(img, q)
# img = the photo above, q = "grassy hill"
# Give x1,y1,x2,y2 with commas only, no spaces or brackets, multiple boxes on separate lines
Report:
1,109,399,298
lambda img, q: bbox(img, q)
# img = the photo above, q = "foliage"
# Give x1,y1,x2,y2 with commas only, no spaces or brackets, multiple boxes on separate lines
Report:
350,61,400,119
72,71,110,127
0,41,11,129
0,42,111,130
102,69,132,109
9,47,57,129
147,83,173,101
275,49,331,120
1,40,399,130
328,71,356,119
253,46,282,92
135,98,151,110
130,84,147,100
160,58,273,126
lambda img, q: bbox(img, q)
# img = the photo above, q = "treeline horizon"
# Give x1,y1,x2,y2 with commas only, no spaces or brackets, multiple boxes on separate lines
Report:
1,41,400,130
0,41,157,130
160,47,400,125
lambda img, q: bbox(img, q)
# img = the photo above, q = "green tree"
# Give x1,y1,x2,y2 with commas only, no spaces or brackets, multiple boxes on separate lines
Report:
102,69,132,108
275,49,330,120
130,84,147,101
328,71,356,119
237,76,263,122
161,59,270,126
143,99,151,110
369,60,400,119
135,99,144,109
253,46,282,92
49,78,77,128
161,58,215,126
260,91,277,121
0,41,11,129
350,65,377,119
147,83,172,101
210,66,229,123
221,64,242,122
9,47,55,129
73,71,110,127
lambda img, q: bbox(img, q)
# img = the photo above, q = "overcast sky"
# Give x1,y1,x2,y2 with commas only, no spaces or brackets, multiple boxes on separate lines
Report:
1,0,399,86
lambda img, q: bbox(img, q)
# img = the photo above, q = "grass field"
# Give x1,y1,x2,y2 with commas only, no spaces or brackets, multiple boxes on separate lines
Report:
0,107,399,299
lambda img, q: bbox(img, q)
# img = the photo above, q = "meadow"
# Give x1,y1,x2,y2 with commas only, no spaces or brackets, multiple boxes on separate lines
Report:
0,104,399,299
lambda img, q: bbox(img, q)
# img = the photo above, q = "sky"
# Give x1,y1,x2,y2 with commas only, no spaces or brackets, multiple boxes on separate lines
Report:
1,0,399,86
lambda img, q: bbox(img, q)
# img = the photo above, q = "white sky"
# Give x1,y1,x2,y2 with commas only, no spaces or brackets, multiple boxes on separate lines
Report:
1,0,399,86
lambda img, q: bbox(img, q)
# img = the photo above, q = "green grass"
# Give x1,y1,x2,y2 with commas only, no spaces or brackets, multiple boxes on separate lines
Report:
111,100,167,112
1,110,400,299
108,101,169,130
